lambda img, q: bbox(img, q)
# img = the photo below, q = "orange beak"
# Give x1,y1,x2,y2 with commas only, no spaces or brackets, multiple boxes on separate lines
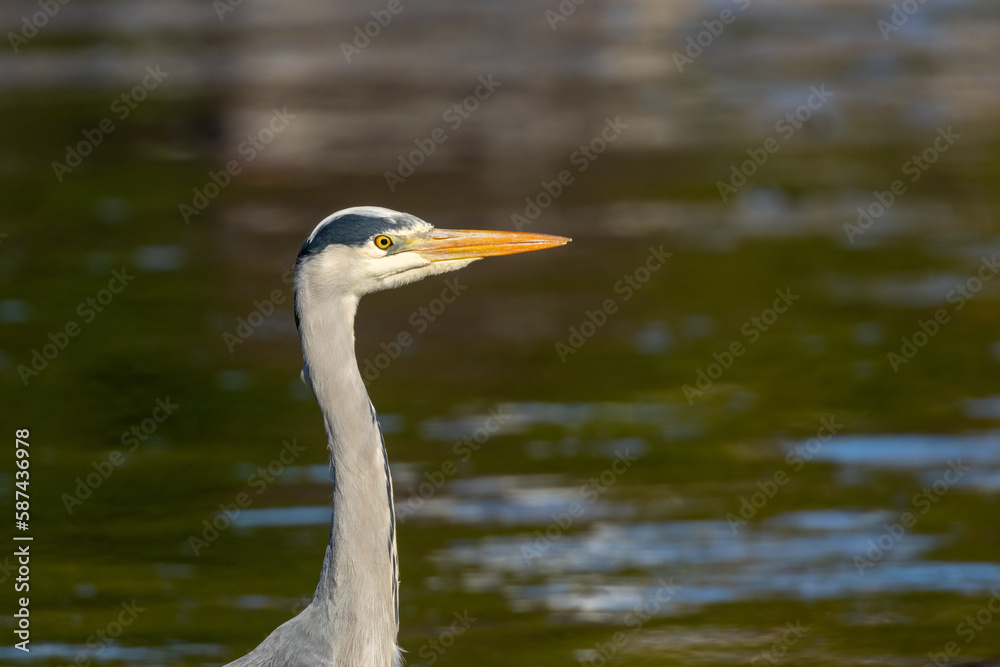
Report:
412,229,571,261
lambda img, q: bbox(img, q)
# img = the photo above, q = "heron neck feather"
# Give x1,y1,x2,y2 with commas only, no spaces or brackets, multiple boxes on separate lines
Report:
297,290,400,666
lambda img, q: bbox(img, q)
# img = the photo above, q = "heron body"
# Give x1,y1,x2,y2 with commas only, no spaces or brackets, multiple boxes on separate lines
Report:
224,207,569,667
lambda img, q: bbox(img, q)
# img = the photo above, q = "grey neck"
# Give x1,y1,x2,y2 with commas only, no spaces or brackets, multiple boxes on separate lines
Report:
297,289,400,666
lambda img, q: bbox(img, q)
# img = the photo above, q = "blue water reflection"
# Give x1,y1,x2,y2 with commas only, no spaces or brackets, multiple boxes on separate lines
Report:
436,511,1000,619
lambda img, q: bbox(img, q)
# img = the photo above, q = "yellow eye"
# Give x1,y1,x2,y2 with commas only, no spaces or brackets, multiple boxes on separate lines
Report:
374,235,393,250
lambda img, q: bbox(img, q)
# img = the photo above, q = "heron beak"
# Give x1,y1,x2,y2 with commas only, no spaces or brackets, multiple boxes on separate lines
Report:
411,229,571,262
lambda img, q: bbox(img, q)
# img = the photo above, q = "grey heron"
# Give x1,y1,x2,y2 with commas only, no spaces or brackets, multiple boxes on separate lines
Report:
224,206,569,667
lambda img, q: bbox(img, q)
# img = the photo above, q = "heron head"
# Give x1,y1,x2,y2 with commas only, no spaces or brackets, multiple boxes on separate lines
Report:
295,206,570,299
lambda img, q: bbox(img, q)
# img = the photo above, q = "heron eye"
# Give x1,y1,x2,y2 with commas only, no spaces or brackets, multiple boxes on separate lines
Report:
374,235,393,250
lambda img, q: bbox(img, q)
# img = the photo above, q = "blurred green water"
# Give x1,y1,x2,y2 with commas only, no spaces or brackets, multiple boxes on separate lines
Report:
3,1,1000,665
